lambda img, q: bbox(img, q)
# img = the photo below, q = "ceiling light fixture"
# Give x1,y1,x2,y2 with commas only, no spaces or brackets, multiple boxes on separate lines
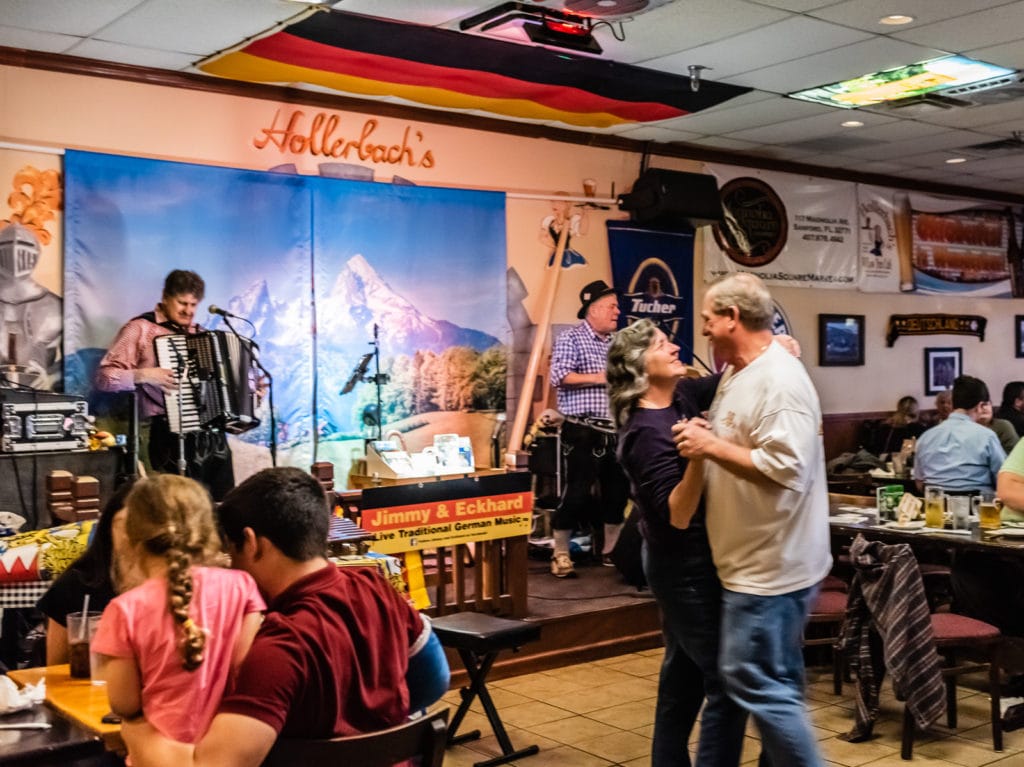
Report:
945,157,967,164
841,120,864,127
461,2,603,54
879,14,914,25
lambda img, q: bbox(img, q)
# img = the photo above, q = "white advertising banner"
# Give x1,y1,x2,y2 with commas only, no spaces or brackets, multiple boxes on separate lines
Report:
703,164,858,289
857,184,1024,297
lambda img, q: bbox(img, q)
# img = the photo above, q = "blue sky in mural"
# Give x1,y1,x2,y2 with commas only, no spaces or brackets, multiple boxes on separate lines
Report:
63,149,508,462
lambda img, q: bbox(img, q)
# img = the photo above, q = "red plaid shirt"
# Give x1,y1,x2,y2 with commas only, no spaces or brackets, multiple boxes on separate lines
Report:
94,306,199,419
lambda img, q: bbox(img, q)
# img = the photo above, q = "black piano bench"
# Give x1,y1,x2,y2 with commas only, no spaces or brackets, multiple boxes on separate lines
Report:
431,612,542,767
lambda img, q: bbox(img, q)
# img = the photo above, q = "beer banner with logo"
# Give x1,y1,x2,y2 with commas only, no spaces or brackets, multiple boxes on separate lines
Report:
702,164,858,289
857,184,1024,297
607,220,695,363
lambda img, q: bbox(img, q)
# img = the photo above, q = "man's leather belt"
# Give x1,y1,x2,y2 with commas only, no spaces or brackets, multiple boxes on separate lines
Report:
564,415,617,434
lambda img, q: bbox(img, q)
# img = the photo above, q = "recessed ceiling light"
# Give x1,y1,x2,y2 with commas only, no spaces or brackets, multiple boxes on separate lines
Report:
841,120,864,127
945,157,967,164
879,14,914,25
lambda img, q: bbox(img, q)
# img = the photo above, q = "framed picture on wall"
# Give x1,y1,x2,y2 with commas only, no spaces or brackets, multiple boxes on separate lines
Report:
924,347,962,395
1016,316,1024,359
818,314,865,366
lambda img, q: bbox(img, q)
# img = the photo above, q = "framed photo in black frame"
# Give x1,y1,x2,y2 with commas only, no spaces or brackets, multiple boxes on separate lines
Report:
1016,315,1024,359
818,314,865,366
924,347,962,395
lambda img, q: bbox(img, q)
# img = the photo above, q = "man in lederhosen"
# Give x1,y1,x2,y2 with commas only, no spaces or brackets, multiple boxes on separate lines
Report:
548,280,628,578
95,269,233,499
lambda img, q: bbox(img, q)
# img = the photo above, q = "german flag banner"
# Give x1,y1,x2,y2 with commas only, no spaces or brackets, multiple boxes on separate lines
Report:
199,9,750,129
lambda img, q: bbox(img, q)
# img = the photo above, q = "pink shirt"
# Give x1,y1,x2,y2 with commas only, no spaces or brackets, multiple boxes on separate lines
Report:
94,305,200,418
93,567,265,743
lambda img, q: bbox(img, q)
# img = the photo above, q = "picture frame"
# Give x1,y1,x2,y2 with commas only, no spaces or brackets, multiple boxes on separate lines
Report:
924,347,962,395
1017,315,1024,359
818,314,865,367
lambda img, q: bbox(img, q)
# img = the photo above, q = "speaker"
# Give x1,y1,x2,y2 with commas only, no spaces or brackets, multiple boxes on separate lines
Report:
618,168,723,228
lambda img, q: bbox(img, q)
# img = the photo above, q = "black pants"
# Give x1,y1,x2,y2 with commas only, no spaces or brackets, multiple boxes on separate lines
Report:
148,416,235,501
552,419,628,535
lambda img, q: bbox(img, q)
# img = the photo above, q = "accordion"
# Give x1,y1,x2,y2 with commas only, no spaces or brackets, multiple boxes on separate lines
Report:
153,331,261,435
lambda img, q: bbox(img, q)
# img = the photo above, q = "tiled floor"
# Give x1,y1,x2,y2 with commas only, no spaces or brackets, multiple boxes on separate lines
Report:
441,648,1024,766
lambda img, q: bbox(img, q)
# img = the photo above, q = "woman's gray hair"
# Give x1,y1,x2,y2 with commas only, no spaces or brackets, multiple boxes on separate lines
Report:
706,272,773,331
607,319,658,428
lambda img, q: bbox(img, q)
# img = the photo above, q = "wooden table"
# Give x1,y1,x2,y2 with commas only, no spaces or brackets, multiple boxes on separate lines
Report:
0,702,103,766
6,665,122,752
829,495,1024,557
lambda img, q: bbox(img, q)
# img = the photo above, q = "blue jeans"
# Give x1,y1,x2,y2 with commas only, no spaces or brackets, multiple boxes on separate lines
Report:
643,541,746,767
719,585,823,767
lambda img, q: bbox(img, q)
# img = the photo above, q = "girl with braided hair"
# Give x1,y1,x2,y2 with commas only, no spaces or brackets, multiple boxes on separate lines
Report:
92,474,264,748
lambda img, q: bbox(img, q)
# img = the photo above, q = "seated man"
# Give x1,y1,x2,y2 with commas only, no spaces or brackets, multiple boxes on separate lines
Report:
914,376,1005,493
122,467,447,767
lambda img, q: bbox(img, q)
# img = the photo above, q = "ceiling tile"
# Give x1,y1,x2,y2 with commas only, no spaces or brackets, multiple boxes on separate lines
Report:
331,0,488,28
907,99,1024,130
809,0,1012,33
667,96,833,134
686,136,763,151
611,125,707,142
722,109,894,144
838,129,1005,160
99,0,303,55
69,39,197,70
0,0,143,37
749,0,835,11
643,17,872,79
845,120,951,142
596,0,791,63
722,37,950,93
890,2,1024,52
966,39,1024,71
0,25,81,53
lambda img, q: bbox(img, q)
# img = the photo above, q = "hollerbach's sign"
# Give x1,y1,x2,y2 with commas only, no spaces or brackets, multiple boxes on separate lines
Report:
886,314,987,346
254,108,436,169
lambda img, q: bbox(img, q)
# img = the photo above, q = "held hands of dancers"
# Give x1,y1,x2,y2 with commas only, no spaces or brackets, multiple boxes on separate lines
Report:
672,417,714,459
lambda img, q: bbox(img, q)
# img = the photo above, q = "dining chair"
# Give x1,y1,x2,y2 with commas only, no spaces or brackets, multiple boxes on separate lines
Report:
839,534,1003,760
259,706,449,767
804,586,848,695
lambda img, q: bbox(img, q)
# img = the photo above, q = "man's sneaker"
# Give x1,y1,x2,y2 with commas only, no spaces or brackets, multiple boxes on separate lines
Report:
550,552,577,578
601,553,615,567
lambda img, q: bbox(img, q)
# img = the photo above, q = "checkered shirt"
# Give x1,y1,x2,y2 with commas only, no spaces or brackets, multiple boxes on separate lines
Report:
550,320,612,419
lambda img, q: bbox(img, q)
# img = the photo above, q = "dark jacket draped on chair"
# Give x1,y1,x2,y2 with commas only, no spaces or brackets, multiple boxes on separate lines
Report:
837,534,945,740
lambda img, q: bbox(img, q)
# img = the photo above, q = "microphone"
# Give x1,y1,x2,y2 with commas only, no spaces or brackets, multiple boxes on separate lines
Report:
208,304,244,319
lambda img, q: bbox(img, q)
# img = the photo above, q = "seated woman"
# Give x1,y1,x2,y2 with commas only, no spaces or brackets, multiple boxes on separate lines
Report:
862,395,926,457
36,479,137,665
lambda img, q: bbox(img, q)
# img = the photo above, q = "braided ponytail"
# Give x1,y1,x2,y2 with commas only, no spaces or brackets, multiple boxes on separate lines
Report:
125,475,219,671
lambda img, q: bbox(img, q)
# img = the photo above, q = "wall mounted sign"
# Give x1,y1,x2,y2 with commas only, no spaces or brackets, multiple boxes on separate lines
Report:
886,314,986,346
703,164,857,289
712,177,788,267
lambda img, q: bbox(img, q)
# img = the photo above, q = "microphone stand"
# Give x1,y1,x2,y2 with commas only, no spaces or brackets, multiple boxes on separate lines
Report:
339,325,389,442
222,315,277,468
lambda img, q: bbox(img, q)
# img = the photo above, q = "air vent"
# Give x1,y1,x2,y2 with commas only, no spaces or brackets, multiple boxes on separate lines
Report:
963,131,1024,156
877,93,973,113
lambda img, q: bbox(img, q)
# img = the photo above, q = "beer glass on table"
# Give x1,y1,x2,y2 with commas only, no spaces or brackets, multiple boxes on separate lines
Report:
924,486,945,529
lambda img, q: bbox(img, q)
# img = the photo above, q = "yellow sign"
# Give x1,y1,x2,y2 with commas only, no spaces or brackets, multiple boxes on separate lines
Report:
362,491,533,554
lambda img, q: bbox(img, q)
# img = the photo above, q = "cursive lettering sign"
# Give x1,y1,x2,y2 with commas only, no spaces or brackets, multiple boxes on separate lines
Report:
253,109,435,169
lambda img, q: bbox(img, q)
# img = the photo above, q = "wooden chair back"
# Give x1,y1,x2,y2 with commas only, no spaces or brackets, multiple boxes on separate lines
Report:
261,707,449,767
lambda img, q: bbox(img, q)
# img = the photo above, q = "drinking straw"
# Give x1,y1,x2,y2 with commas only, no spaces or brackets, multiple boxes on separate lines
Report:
80,594,91,641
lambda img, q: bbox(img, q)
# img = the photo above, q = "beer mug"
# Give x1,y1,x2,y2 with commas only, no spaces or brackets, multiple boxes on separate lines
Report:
973,491,1002,530
924,486,945,529
946,495,970,530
